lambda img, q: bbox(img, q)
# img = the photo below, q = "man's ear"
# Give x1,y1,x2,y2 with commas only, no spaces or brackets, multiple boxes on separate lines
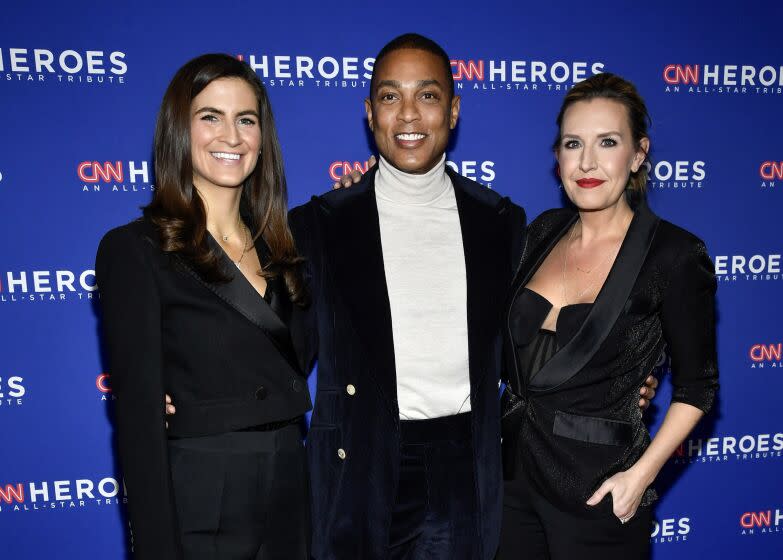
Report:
365,98,374,132
449,95,461,129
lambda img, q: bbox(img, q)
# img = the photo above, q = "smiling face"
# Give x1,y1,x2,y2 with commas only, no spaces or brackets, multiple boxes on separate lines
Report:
190,77,261,193
556,97,649,212
365,48,460,174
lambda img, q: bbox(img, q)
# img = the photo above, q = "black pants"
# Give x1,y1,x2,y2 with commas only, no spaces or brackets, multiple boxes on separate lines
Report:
168,424,310,560
389,412,480,560
497,466,650,560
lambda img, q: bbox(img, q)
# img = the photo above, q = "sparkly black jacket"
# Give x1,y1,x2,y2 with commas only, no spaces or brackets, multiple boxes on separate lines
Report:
501,204,719,517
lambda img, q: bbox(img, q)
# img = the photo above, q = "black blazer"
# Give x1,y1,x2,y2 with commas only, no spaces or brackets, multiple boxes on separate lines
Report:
95,218,312,559
289,166,526,560
501,204,718,517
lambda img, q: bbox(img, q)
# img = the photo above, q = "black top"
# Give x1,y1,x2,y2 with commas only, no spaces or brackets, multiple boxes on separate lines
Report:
510,289,592,383
96,218,312,560
501,204,719,518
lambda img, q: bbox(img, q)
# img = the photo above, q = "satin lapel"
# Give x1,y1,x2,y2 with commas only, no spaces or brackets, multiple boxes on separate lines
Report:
317,169,398,416
451,172,506,392
174,235,303,375
529,204,660,392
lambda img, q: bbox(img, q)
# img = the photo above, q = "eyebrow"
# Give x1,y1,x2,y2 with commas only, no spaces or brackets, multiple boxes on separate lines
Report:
194,106,260,118
375,79,443,90
562,131,623,139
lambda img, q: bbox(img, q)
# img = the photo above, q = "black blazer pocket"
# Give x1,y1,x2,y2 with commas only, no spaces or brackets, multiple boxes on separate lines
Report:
552,411,632,447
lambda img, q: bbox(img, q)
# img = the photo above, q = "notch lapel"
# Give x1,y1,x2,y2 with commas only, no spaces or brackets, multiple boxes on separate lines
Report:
451,171,509,393
316,168,399,417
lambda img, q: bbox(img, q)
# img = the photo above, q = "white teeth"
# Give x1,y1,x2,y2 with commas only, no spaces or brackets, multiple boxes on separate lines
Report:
396,133,426,141
212,152,241,160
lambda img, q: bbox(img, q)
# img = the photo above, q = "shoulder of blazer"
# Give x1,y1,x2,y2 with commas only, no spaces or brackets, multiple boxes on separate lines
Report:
654,218,709,253
98,217,160,258
526,208,575,248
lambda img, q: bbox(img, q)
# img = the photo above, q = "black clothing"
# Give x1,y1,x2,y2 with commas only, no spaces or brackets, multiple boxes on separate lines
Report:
498,456,651,560
170,425,310,559
96,219,312,559
389,413,479,560
501,204,718,518
289,165,527,559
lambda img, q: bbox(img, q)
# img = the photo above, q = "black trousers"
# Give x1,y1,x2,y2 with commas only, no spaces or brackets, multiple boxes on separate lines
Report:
389,412,480,560
168,424,310,560
497,465,651,560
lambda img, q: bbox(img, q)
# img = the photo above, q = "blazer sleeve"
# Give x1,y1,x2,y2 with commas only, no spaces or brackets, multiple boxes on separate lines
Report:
288,203,319,374
96,226,183,560
660,239,719,414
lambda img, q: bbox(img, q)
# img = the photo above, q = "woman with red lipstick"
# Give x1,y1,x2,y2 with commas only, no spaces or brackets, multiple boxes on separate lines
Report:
498,73,718,559
96,54,311,559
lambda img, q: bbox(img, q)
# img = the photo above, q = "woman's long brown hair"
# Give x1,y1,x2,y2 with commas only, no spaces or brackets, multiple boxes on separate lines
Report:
144,53,306,304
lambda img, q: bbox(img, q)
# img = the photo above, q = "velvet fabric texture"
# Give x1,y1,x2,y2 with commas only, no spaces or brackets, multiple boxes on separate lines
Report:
389,413,479,560
289,165,527,559
501,204,719,518
96,219,313,559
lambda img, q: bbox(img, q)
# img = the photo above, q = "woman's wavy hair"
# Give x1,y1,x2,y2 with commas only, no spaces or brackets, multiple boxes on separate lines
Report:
144,53,306,305
553,72,652,201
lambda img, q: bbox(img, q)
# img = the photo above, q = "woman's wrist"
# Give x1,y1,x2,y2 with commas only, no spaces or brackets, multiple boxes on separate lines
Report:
629,459,659,488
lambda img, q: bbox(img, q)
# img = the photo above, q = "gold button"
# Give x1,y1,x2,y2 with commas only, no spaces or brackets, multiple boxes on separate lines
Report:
346,384,356,396
337,448,346,460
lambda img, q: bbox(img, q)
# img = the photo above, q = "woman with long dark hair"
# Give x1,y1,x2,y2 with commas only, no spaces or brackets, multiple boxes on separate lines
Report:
498,73,718,559
96,54,311,559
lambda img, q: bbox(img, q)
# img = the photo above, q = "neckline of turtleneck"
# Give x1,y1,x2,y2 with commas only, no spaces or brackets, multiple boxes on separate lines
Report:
375,154,451,206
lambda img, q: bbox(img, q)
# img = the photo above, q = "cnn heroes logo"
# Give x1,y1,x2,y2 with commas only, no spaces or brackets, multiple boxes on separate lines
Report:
740,508,783,536
238,53,604,93
0,477,126,513
651,517,691,544
450,59,604,93
0,376,25,407
78,160,154,194
671,432,783,465
1,48,127,85
760,161,782,188
713,254,782,283
749,343,782,370
663,64,783,95
0,269,97,303
645,160,706,190
328,159,496,187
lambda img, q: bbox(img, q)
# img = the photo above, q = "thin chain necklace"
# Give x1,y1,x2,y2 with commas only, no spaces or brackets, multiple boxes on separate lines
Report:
561,220,622,305
215,218,251,270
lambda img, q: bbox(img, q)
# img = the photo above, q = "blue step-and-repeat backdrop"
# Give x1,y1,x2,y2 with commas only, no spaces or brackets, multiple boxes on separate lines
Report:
1,2,781,558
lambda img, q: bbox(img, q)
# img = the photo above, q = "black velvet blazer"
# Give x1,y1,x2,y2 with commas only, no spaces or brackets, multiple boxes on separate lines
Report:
289,165,526,560
501,204,718,518
96,218,312,560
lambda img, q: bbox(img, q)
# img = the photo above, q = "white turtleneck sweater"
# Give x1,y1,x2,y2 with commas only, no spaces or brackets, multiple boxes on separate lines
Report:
375,155,471,420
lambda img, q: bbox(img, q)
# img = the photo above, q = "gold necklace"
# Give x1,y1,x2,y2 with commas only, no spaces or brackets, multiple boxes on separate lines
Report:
561,221,621,305
231,224,251,270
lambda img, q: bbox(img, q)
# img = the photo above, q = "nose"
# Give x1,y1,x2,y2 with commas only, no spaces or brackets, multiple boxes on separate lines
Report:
579,144,597,173
221,120,242,146
397,95,421,123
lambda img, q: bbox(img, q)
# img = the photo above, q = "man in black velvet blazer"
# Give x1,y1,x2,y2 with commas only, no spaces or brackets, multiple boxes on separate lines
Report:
289,34,526,559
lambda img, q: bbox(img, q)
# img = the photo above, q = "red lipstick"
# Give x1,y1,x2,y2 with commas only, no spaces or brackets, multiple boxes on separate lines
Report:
575,178,605,189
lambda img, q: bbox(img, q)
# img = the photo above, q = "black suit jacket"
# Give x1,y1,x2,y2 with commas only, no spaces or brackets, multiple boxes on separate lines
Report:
289,166,526,559
96,218,312,559
501,204,719,517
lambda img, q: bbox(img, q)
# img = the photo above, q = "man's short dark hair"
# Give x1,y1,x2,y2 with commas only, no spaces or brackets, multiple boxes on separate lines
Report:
370,33,454,99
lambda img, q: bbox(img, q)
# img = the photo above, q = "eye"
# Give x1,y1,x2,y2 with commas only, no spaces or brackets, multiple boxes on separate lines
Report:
421,91,439,101
601,138,618,147
238,117,257,126
563,139,580,149
200,114,218,123
379,92,397,102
